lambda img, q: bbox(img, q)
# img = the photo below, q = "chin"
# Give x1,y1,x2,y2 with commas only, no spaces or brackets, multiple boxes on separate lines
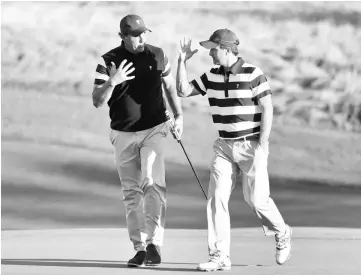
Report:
137,46,145,52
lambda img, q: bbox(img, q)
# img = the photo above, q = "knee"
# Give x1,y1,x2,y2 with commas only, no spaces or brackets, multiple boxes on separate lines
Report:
141,176,154,190
248,196,268,210
144,183,166,203
141,175,166,190
122,189,143,209
209,189,230,210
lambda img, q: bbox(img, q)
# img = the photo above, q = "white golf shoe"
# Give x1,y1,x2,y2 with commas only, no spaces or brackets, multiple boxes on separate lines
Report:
197,254,231,272
275,224,292,265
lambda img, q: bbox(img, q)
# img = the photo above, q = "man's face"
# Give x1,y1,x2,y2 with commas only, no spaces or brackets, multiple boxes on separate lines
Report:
209,45,228,66
123,32,147,53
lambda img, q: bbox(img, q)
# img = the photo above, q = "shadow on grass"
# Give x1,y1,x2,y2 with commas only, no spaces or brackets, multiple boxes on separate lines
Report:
0,259,196,272
2,140,361,230
1,258,255,271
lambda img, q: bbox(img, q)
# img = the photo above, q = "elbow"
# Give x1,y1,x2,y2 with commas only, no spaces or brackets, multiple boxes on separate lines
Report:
93,100,105,108
92,97,99,108
92,90,106,108
92,97,103,108
176,87,187,98
176,89,183,97
177,92,186,98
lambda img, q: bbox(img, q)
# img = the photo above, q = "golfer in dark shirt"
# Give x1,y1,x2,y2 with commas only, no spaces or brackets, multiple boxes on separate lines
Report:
92,14,183,267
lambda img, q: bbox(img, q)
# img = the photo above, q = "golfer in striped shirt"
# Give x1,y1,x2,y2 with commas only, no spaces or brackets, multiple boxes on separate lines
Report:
176,29,292,271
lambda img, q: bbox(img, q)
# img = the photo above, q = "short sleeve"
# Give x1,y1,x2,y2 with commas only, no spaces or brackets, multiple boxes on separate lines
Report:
94,57,109,87
191,73,209,96
249,67,271,99
250,68,272,99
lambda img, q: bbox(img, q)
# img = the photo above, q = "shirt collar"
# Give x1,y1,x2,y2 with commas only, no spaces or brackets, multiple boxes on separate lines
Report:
230,57,245,75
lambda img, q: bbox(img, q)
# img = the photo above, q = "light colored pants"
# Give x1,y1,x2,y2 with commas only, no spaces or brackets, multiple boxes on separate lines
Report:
207,138,286,258
110,122,168,252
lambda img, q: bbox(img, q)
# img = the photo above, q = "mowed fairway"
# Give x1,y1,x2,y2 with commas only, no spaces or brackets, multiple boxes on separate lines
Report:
2,139,361,275
2,137,361,230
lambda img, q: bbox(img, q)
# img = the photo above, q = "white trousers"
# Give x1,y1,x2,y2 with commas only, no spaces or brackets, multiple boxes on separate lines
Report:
207,138,287,258
110,123,168,251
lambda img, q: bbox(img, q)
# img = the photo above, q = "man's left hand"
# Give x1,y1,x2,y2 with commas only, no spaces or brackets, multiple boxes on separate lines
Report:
178,37,198,62
174,114,184,138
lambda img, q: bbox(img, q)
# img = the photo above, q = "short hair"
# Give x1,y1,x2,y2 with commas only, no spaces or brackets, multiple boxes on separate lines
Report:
219,44,239,56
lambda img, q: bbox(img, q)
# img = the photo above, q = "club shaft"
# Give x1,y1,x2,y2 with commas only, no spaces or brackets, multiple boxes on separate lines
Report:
178,140,208,200
164,110,207,200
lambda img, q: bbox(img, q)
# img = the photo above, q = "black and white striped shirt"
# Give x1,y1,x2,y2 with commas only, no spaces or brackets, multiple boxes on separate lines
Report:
191,58,271,139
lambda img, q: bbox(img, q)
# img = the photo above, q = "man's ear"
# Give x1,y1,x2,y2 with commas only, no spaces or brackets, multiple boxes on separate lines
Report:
118,32,125,40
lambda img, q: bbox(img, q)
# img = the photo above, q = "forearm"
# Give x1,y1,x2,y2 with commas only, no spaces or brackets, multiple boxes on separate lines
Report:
176,59,191,97
164,82,183,117
259,105,273,143
92,79,116,108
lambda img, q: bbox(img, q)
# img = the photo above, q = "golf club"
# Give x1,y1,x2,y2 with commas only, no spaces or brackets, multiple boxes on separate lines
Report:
165,111,208,200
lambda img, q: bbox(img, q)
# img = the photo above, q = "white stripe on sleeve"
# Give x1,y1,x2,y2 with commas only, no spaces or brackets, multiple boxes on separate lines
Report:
253,81,271,96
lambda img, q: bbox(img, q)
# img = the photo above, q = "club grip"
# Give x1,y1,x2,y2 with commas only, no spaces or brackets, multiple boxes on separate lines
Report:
165,110,181,141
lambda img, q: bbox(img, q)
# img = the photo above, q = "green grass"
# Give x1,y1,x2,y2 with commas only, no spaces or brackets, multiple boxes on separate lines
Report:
2,88,361,186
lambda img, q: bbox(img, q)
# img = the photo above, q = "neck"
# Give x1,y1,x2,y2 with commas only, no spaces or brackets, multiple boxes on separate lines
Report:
223,55,238,71
122,42,141,55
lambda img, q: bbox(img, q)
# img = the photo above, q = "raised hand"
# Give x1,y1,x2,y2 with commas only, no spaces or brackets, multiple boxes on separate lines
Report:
109,59,135,86
178,37,198,62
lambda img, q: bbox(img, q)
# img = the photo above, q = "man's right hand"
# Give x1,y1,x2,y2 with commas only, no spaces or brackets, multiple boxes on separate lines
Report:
109,59,135,86
178,37,198,62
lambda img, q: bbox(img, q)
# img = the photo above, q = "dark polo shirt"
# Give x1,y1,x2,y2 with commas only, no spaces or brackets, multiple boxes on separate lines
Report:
101,43,170,132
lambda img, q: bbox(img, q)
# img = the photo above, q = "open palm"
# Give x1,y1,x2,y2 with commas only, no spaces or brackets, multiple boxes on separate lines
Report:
109,59,135,86
179,37,198,62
